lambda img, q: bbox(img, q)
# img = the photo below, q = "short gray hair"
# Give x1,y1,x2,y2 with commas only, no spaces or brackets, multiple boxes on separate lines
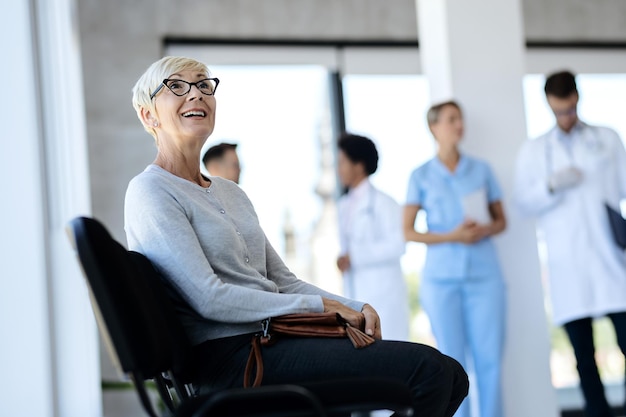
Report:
131,56,211,140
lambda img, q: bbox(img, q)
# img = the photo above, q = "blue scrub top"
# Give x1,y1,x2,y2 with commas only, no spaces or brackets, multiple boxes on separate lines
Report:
406,154,504,280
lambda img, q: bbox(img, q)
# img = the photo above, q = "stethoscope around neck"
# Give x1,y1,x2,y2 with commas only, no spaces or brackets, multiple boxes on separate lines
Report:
343,186,379,239
544,124,602,176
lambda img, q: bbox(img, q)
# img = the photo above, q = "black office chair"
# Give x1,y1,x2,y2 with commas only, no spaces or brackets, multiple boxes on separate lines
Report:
66,216,414,417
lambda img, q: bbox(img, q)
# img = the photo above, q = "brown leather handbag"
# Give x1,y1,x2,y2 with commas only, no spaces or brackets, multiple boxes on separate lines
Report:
244,312,375,387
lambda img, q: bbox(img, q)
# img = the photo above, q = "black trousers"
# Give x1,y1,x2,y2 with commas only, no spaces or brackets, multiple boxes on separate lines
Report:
191,333,469,417
563,312,626,417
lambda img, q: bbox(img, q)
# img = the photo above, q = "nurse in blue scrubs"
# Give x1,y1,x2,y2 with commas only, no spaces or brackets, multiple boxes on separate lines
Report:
403,100,507,417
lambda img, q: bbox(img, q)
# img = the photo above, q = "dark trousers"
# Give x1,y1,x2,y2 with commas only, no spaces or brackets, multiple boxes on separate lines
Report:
563,312,626,417
191,333,469,417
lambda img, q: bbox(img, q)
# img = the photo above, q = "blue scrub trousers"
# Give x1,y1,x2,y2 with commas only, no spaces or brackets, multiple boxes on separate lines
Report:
421,275,506,417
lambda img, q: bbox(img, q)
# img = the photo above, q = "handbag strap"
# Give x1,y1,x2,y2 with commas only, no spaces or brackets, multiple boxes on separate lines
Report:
244,335,264,388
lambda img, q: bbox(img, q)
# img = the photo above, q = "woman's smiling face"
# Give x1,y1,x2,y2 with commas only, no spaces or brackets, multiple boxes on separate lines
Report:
151,69,217,143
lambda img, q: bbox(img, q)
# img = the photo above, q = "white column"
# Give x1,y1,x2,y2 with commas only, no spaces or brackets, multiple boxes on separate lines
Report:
0,2,54,416
416,1,559,417
0,0,100,416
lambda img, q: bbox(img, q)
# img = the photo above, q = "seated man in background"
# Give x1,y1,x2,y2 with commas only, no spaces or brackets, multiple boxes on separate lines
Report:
202,142,241,184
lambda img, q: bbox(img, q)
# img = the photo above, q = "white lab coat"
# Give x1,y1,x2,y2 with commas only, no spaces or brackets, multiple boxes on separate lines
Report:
337,180,410,341
514,123,626,325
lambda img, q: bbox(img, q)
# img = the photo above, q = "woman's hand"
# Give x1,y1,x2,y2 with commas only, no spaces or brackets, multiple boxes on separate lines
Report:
323,298,361,325
451,220,483,244
361,304,382,340
322,298,382,338
453,201,507,243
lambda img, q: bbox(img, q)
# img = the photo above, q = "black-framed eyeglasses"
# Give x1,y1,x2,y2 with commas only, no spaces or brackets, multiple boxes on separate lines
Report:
150,78,220,100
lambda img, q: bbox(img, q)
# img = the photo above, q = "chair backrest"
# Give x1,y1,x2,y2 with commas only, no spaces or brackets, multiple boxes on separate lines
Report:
66,216,192,381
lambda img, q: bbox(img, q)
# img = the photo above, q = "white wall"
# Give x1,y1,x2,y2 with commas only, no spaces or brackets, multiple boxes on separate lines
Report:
1,0,99,416
1,2,54,413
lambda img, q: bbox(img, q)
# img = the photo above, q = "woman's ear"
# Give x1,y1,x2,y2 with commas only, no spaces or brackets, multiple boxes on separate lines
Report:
140,107,158,128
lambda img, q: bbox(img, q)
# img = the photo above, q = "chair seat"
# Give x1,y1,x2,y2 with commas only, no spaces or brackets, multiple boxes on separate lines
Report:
175,378,413,417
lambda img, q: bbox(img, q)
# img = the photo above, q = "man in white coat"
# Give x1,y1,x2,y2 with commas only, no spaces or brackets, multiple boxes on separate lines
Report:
336,133,410,342
514,70,626,417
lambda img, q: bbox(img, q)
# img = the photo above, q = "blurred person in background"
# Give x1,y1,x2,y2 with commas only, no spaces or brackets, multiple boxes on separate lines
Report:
336,132,410,342
404,100,507,417
202,141,241,184
515,70,626,417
